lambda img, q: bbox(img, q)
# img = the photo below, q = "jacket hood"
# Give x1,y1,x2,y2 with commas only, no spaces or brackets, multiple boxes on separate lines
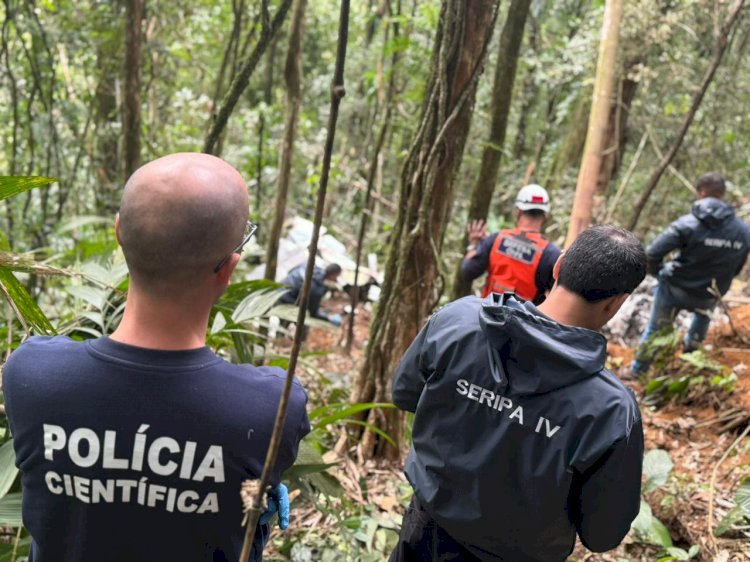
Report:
692,197,734,229
479,293,607,396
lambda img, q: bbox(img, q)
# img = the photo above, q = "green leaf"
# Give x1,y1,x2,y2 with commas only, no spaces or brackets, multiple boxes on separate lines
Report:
734,477,750,517
0,440,18,499
687,545,700,558
67,285,107,311
267,304,332,328
716,505,744,536
0,493,24,527
310,402,395,429
231,288,287,324
0,266,55,335
210,312,226,335
643,449,673,493
0,176,56,202
666,547,690,560
631,500,673,547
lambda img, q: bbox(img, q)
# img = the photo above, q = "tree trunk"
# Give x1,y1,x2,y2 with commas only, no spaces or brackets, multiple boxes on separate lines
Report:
564,0,623,247
353,0,499,460
256,37,277,224
591,73,638,221
627,0,746,231
264,0,307,283
451,0,532,300
345,0,401,353
123,0,144,178
94,40,121,215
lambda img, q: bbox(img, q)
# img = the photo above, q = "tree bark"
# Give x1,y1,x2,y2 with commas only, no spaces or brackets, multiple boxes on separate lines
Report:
94,23,121,215
352,0,499,460
451,0,532,300
627,0,746,231
564,0,623,247
123,0,144,178
264,0,307,282
346,0,401,352
256,37,277,222
203,0,293,155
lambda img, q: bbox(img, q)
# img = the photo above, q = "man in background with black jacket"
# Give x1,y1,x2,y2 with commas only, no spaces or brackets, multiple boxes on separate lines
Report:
280,262,343,327
631,172,750,374
390,225,646,562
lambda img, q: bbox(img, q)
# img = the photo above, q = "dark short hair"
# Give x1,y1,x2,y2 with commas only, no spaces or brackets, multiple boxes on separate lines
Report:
696,172,726,198
520,209,546,219
558,225,646,302
325,263,342,277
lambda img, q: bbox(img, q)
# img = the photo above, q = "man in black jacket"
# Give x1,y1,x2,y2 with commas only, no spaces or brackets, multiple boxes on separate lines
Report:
632,172,750,373
390,225,646,562
280,263,342,326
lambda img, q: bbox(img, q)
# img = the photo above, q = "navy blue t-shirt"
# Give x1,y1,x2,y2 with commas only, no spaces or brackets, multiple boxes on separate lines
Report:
3,336,311,562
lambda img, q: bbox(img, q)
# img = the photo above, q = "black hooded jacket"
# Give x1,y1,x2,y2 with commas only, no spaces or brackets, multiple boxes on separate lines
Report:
647,197,750,300
392,294,643,562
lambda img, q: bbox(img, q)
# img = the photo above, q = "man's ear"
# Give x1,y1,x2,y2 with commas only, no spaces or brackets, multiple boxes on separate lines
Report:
114,213,122,245
552,252,564,281
602,292,629,317
215,253,241,287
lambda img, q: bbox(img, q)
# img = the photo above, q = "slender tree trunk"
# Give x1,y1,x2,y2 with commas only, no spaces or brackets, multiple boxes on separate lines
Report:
627,0,745,231
264,0,307,282
256,38,277,222
204,0,293,155
2,1,17,246
352,0,500,461
346,0,401,352
564,0,623,247
591,72,638,221
451,0,532,300
94,36,121,215
123,0,144,178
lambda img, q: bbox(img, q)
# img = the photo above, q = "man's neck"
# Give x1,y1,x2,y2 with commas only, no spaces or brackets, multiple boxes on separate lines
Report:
111,290,211,350
516,216,544,232
537,287,600,331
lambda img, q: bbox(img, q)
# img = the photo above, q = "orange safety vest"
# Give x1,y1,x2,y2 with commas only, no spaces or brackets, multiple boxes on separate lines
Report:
481,228,550,301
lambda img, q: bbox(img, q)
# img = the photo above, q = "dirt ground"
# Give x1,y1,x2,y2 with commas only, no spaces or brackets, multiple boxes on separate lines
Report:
283,297,750,562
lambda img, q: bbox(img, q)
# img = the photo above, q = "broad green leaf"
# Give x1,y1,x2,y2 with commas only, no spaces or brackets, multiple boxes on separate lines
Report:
0,176,56,202
310,402,395,428
0,440,18,499
734,477,750,517
0,493,23,527
268,304,332,328
0,266,55,335
631,500,673,547
666,547,690,560
67,285,107,311
232,288,287,324
687,545,700,558
643,449,673,493
714,506,745,537
210,312,226,335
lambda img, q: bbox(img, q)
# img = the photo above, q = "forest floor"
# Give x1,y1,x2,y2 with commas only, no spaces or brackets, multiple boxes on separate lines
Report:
270,294,750,562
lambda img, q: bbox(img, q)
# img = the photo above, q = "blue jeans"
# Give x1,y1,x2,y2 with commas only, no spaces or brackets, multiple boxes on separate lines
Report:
631,282,715,372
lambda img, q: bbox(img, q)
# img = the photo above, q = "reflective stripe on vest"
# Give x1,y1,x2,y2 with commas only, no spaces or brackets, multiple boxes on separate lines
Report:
481,228,550,301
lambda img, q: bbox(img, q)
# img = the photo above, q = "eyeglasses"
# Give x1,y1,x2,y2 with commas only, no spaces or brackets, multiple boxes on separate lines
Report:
213,220,258,273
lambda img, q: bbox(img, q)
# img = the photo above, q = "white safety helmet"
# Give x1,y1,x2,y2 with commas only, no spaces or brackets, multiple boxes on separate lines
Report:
515,184,550,213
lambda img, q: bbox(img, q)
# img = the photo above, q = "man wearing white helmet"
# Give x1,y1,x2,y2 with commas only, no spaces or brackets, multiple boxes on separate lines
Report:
461,184,561,304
